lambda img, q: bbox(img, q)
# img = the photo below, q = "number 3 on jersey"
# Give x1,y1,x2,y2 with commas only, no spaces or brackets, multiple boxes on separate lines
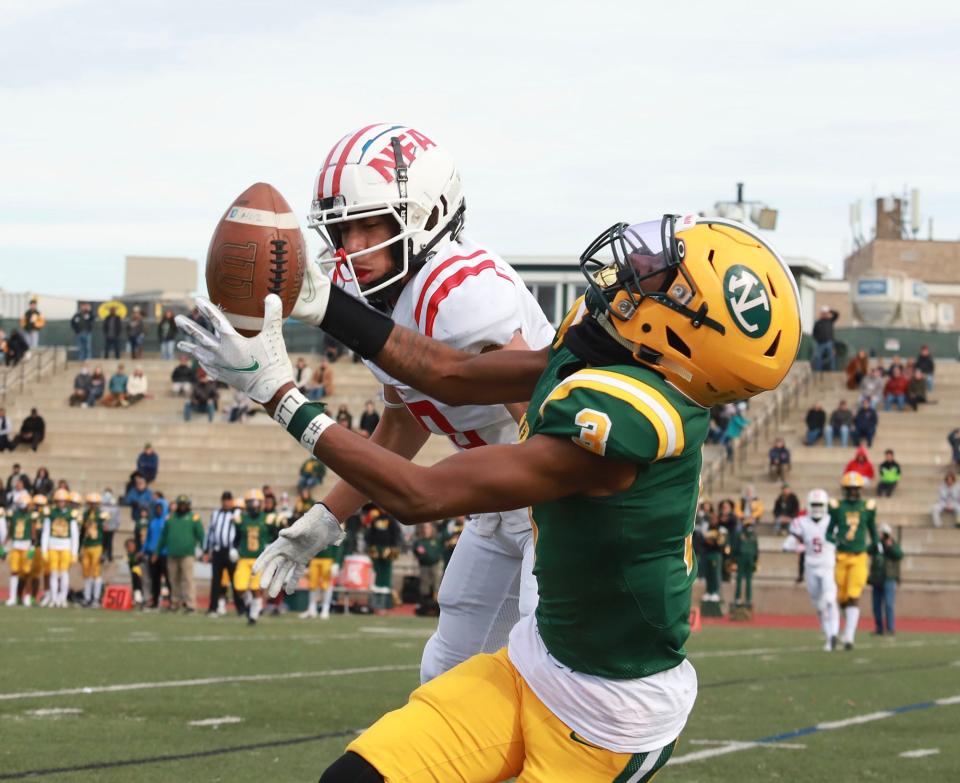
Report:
573,408,611,456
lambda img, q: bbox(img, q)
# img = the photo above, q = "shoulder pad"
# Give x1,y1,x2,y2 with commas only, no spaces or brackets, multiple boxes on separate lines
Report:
192,513,201,521
829,499,839,509
865,499,877,511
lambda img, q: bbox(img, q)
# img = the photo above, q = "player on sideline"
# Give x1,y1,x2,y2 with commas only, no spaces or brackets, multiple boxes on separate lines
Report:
784,488,839,650
303,124,554,679
827,472,878,650
41,488,79,608
179,213,800,781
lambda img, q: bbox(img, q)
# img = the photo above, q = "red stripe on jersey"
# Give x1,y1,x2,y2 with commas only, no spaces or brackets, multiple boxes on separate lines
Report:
413,249,488,326
330,124,381,197
424,261,514,337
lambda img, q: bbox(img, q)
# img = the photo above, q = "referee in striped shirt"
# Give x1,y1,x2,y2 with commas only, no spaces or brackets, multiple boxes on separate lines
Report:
204,491,243,617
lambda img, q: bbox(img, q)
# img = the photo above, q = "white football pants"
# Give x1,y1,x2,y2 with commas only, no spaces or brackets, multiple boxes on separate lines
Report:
419,515,537,684
806,567,839,639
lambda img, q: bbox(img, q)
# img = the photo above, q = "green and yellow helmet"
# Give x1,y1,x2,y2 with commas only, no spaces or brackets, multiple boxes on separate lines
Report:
580,214,801,407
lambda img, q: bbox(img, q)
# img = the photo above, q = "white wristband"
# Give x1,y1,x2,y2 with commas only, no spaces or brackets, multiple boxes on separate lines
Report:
273,387,308,427
273,387,336,452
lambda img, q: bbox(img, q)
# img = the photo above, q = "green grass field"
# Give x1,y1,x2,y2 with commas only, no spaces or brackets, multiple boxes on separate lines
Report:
1,609,958,781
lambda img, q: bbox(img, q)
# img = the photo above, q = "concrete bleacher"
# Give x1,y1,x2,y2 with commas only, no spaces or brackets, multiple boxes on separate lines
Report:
710,360,960,618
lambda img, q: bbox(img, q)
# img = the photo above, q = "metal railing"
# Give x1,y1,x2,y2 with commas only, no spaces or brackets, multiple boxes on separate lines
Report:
0,346,68,406
701,363,815,498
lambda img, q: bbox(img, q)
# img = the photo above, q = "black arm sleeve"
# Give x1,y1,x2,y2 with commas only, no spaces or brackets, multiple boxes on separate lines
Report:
319,287,395,359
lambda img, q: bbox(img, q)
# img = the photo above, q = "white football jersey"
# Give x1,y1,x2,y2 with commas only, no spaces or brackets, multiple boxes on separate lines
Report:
789,514,835,569
342,236,555,450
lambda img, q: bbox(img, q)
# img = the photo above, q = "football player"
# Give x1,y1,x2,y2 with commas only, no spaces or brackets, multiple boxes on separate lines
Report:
5,491,34,606
233,488,268,625
80,492,110,607
41,488,79,608
784,488,839,650
827,472,878,650
300,124,554,680
28,494,48,607
179,213,800,781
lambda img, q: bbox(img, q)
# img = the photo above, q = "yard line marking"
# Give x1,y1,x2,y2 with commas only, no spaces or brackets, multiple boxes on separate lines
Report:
188,716,243,727
25,708,83,717
0,727,363,780
0,664,419,702
688,739,805,749
669,694,960,766
690,637,958,659
899,749,940,758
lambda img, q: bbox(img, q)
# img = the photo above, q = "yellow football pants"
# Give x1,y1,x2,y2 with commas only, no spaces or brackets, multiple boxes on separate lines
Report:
835,552,869,603
47,550,72,572
308,558,334,590
9,550,31,577
233,558,260,592
348,648,676,782
81,546,103,578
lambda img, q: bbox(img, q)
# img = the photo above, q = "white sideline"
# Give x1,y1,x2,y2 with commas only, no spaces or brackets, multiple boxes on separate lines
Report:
0,664,419,702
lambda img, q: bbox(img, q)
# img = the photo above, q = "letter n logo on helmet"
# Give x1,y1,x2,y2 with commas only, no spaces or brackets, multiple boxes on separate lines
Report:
723,264,771,338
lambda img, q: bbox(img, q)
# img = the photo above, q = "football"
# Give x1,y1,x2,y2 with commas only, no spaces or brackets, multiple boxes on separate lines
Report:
205,182,306,336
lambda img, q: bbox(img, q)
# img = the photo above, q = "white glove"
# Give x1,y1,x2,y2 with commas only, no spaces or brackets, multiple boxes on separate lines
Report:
252,503,344,598
290,255,332,327
175,294,293,404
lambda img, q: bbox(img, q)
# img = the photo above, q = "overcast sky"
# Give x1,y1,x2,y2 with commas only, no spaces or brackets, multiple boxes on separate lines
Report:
1,0,957,299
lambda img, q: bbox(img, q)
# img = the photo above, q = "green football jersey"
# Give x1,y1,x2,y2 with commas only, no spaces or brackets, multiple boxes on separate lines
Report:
265,511,289,545
827,498,877,554
235,512,268,559
81,509,107,547
525,343,708,680
48,508,77,539
10,510,34,543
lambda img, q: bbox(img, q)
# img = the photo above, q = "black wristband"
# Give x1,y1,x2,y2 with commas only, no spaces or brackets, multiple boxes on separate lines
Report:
320,286,395,359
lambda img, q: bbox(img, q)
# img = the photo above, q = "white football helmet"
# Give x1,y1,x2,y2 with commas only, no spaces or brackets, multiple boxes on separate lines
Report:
807,488,829,520
308,123,466,299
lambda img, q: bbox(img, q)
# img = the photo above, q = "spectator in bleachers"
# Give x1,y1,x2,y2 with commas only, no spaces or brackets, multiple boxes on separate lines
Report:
736,485,763,528
102,364,129,408
812,306,839,372
298,457,327,492
122,473,153,524
707,404,730,444
183,379,217,422
2,329,29,366
102,306,123,359
19,298,44,350
845,349,869,390
323,333,344,363
136,444,159,484
127,366,149,405
916,345,935,392
171,356,195,396
88,366,106,406
308,358,333,401
158,310,177,361
336,403,354,431
931,472,960,528
0,408,14,452
226,389,251,423
883,365,909,411
358,400,380,438
853,398,878,447
885,354,905,377
715,498,738,537
722,402,750,459
869,524,902,636
70,302,96,362
907,368,927,410
804,402,827,446
859,367,884,409
31,467,53,498
5,464,32,502
126,306,146,359
13,408,45,451
69,366,92,407
768,437,791,480
949,428,960,469
293,357,311,393
773,483,800,535
826,400,853,448
877,449,901,497
186,305,210,331
844,446,875,486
